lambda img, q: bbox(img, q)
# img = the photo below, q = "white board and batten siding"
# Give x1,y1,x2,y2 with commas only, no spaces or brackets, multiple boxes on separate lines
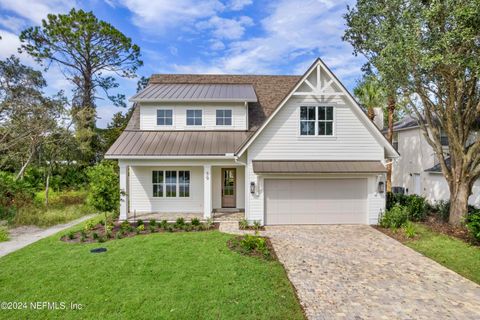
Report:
245,65,387,225
139,102,247,130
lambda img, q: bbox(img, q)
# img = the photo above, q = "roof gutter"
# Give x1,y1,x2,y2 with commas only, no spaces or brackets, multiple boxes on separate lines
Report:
104,155,237,160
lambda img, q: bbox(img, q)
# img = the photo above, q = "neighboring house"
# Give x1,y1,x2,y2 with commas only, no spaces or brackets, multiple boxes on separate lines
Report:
391,116,480,206
106,59,399,225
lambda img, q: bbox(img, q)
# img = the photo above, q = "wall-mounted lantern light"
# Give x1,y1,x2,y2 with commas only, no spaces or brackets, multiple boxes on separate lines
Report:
250,182,256,194
378,181,385,193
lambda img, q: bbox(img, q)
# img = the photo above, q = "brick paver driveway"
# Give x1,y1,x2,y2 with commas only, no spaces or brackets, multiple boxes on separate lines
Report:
264,225,480,320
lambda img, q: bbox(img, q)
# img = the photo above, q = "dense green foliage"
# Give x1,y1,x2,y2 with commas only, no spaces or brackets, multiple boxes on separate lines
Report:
0,227,304,319
344,0,480,224
406,224,480,285
0,226,8,242
380,204,408,228
466,210,480,242
386,192,427,221
86,161,119,213
0,172,35,222
20,9,142,163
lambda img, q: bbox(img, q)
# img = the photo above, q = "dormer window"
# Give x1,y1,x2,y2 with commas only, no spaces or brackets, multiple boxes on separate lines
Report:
300,106,334,136
216,110,232,126
186,109,202,126
157,109,173,126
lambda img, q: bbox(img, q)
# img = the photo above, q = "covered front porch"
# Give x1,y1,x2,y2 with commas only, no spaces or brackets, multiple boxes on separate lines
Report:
118,159,246,221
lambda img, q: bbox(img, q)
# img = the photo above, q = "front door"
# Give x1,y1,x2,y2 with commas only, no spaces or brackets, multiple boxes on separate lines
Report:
222,168,236,208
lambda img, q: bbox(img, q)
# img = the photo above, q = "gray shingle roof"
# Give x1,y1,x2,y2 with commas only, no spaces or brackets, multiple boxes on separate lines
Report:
130,83,258,102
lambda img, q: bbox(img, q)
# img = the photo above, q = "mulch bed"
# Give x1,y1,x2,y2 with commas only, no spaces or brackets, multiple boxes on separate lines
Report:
375,214,479,246
227,235,277,261
61,222,219,244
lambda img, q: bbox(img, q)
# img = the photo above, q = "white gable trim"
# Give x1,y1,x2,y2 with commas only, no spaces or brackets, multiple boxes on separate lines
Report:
236,58,399,158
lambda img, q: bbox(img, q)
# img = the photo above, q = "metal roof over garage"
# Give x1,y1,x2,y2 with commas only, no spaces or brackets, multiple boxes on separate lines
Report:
130,83,258,102
252,160,387,174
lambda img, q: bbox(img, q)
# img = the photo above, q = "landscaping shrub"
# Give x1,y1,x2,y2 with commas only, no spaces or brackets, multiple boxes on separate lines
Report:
86,161,119,214
237,234,270,258
136,224,145,234
379,204,408,228
433,200,450,222
405,195,427,221
0,227,9,242
386,192,409,210
191,217,200,226
466,210,480,242
175,217,185,226
403,221,416,238
239,219,248,229
149,219,156,227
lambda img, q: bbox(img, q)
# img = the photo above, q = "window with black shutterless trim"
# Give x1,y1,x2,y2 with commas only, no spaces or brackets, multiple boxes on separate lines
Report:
299,106,334,136
153,170,190,198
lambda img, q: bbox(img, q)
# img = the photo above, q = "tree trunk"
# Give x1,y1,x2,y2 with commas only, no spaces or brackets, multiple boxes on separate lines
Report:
385,95,396,192
448,180,471,225
16,151,34,180
367,107,375,121
45,170,50,207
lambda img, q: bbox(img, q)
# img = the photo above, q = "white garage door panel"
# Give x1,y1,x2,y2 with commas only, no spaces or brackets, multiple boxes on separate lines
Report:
265,179,367,225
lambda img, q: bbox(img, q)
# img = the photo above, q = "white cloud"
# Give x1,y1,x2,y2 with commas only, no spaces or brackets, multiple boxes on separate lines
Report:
0,29,22,59
0,15,27,33
228,0,252,11
117,0,224,33
196,15,253,40
170,0,363,87
209,39,225,51
0,0,75,24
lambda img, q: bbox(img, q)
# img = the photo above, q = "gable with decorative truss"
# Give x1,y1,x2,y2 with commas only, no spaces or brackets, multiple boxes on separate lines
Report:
238,58,398,159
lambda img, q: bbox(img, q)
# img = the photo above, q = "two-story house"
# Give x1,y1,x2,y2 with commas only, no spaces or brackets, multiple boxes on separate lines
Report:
106,59,399,225
391,116,480,206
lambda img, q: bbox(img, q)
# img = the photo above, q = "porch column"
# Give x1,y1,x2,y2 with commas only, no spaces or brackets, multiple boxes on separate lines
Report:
203,165,212,219
119,163,128,220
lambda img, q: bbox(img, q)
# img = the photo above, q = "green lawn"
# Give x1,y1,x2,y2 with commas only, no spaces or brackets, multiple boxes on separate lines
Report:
0,225,304,320
406,224,480,285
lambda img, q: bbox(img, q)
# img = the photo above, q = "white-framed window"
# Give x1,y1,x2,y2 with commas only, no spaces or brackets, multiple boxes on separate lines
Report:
152,170,190,198
179,171,190,197
157,109,173,126
152,171,164,197
165,171,177,197
216,109,232,126
186,109,202,126
318,106,334,136
299,106,334,136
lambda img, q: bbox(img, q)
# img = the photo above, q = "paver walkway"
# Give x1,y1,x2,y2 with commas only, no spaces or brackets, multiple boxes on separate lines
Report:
263,225,480,320
0,215,95,258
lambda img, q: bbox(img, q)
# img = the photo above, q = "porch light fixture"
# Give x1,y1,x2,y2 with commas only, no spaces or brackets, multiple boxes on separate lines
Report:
250,181,256,194
378,181,385,194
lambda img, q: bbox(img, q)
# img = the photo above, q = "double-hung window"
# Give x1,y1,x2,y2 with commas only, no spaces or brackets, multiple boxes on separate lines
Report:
165,171,177,197
153,170,190,198
157,109,173,126
216,110,232,126
317,106,334,136
300,106,316,136
300,106,334,136
179,171,190,197
186,110,202,126
152,171,164,197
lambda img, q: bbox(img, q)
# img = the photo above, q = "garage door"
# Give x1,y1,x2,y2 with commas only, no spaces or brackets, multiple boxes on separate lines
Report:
265,178,367,225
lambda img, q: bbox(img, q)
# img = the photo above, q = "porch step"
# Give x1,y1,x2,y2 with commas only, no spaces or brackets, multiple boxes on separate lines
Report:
212,208,244,213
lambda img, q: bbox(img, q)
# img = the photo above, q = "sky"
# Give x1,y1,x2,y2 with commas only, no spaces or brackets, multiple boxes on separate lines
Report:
0,0,365,128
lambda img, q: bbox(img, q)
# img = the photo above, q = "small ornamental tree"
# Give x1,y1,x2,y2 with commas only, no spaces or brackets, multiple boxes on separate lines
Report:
86,161,119,213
